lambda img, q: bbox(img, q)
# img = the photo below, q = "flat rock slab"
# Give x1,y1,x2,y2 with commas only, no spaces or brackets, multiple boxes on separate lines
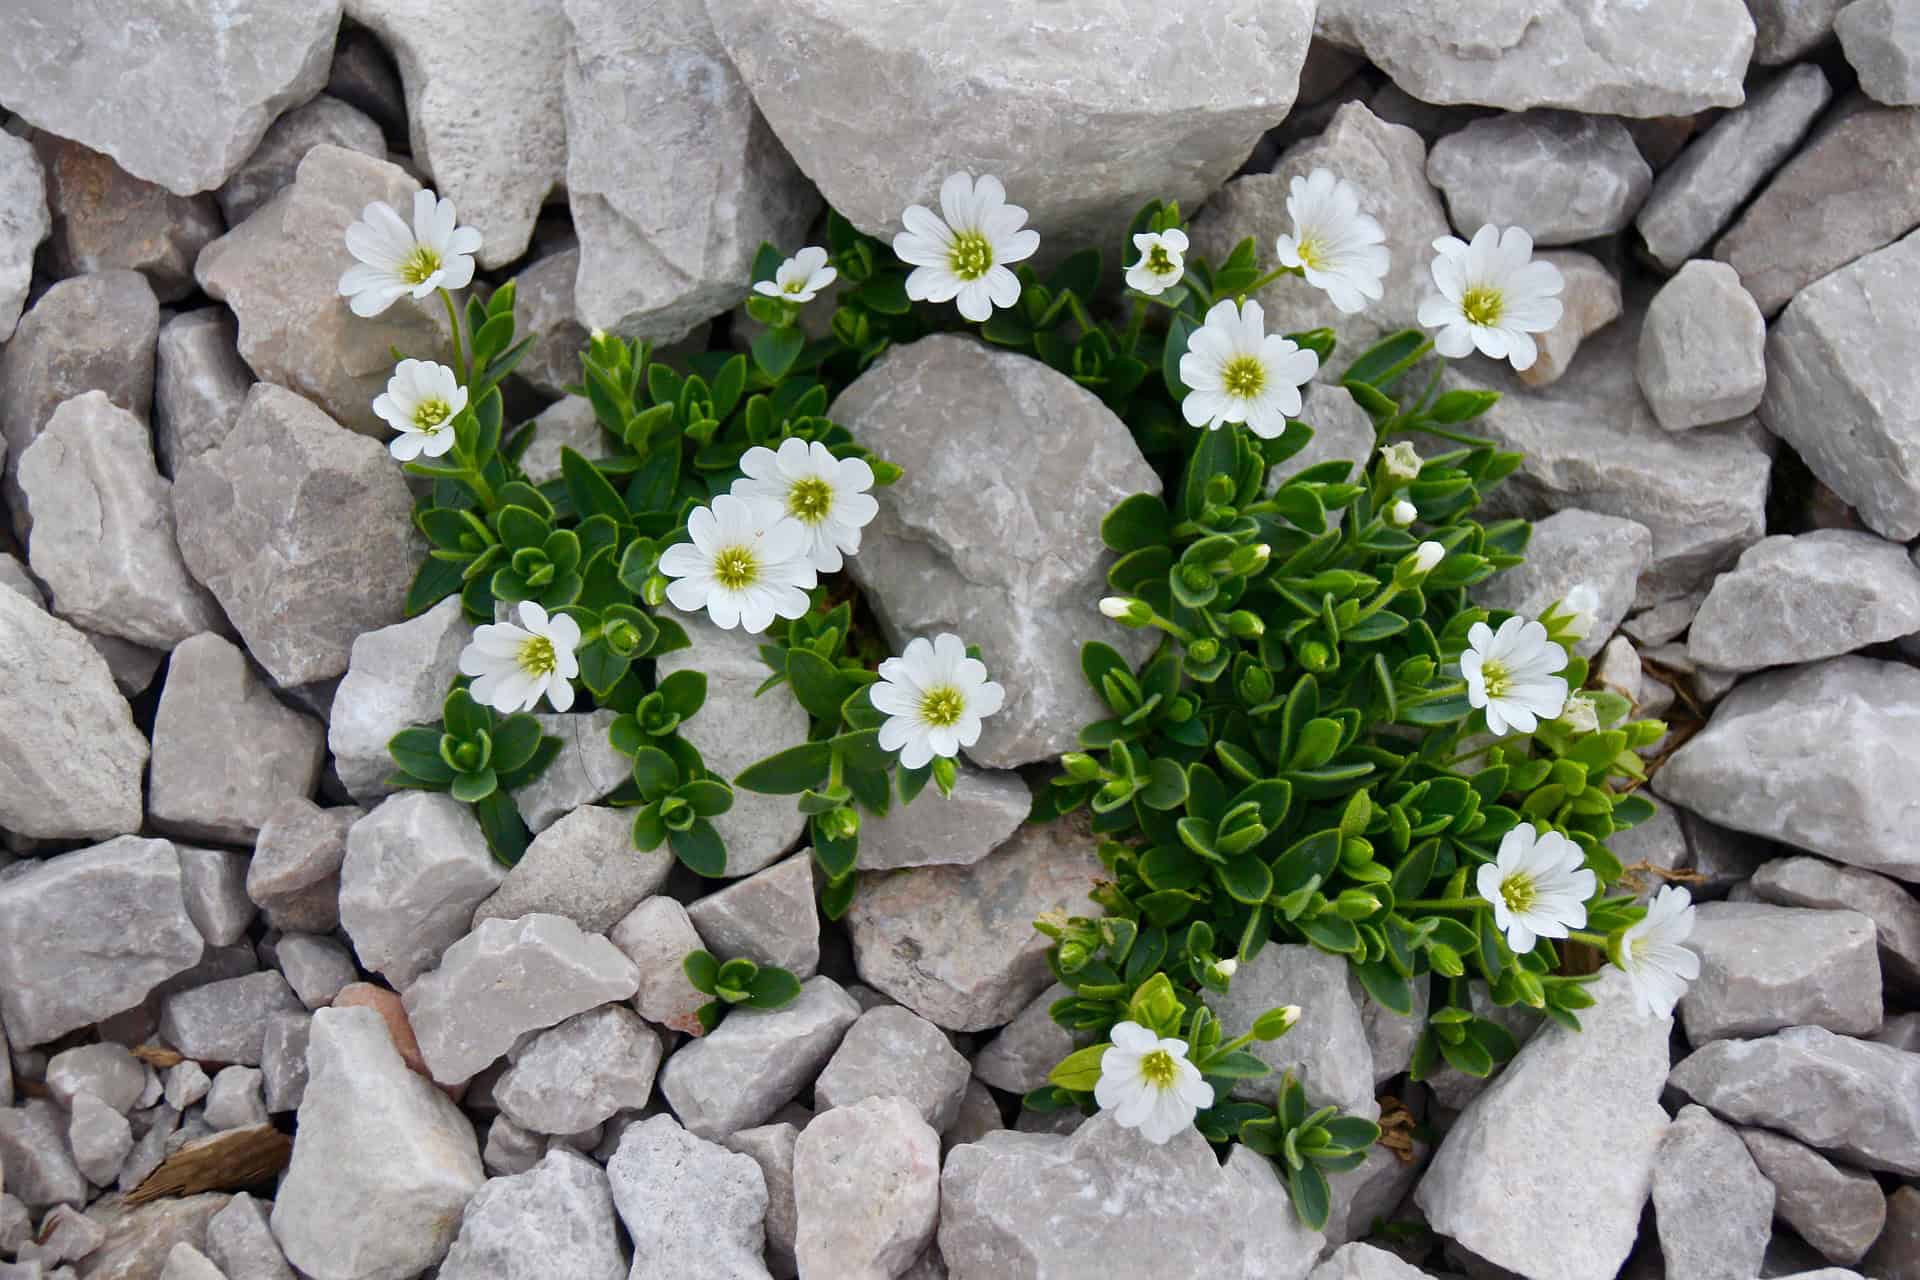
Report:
1739,1126,1887,1265
1688,530,1920,672
474,804,669,934
160,971,304,1067
1679,902,1882,1042
1427,110,1649,245
1752,855,1920,990
658,976,860,1141
855,764,1031,872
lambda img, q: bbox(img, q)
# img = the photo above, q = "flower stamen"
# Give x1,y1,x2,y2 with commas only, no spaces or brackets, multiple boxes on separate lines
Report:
518,635,557,677
411,398,451,433
1222,355,1267,400
1499,872,1537,916
713,545,760,591
919,685,965,728
785,476,834,525
1138,1049,1179,1088
1460,284,1505,328
949,230,993,281
400,245,443,287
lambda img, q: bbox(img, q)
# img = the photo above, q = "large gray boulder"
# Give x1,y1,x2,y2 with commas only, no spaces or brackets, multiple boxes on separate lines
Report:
834,336,1160,767
1680,902,1882,1043
1426,111,1650,244
1687,530,1920,672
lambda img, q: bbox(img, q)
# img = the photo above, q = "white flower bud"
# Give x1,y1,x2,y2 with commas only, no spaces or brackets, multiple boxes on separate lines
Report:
1381,441,1422,482
1388,499,1418,527
1412,540,1444,575
1560,583,1600,640
1560,694,1600,733
1215,958,1238,978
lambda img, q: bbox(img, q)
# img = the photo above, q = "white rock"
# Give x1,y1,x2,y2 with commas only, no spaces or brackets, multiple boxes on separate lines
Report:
793,1096,940,1280
275,934,358,1010
69,1091,134,1186
206,1192,297,1280
439,1148,626,1280
202,1066,269,1130
0,132,47,341
724,1122,800,1278
153,309,253,479
217,93,386,226
474,804,669,933
611,894,711,1037
249,798,358,935
45,1043,147,1114
1687,530,1920,672
1839,0,1920,105
338,791,506,989
494,1005,661,1136
1652,1103,1776,1280
1427,111,1650,244
1751,855,1920,990
159,1241,228,1280
854,765,1032,872
814,1005,972,1132
0,1098,87,1210
658,976,861,1140
1309,1243,1434,1280
1638,260,1768,432
1472,508,1651,659
512,710,627,834
1750,0,1850,62
175,847,255,949
606,1115,770,1280
686,854,819,980
972,983,1080,1097
327,596,474,805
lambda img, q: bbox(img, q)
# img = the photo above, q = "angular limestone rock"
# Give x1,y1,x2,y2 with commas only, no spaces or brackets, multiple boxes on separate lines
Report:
1637,260,1768,432
1752,855,1920,989
1688,530,1920,672
0,1099,88,1210
1651,1105,1775,1280
1427,111,1650,244
610,895,711,1037
439,1149,626,1280
1681,901,1882,1042
1518,250,1621,389
338,792,507,989
793,1096,940,1280
249,798,358,935
493,1006,661,1136
855,765,1033,872
972,984,1080,1096
658,976,861,1140
511,709,626,834
1210,944,1377,1119
686,854,820,980
1839,0,1920,106
814,1005,972,1132
32,133,222,303
217,93,386,226
473,804,669,934
159,971,304,1066
0,131,48,341
327,595,474,805
1472,508,1650,659
1740,1126,1887,1265
154,308,254,478
206,1192,298,1280
508,247,594,398
725,1122,800,1278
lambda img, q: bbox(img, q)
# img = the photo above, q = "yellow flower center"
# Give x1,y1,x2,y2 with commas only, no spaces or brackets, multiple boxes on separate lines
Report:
1138,1049,1178,1089
1294,233,1324,272
412,398,451,433
785,476,834,525
1461,284,1504,328
400,245,443,287
518,635,557,677
713,545,760,592
1147,244,1174,275
919,685,966,728
1480,658,1512,700
1222,355,1267,400
949,231,993,281
1499,871,1537,916
782,277,808,295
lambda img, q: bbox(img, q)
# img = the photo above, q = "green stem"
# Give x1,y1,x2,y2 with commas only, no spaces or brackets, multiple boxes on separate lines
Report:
447,442,498,512
1122,296,1148,356
1236,264,1302,300
1399,896,1486,911
440,288,468,383
1567,930,1611,950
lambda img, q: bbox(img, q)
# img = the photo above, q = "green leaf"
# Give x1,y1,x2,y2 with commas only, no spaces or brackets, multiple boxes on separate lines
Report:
1351,958,1414,1015
744,966,803,1009
471,788,532,868
735,741,833,794
656,669,708,720
1341,329,1426,389
817,870,857,921
683,949,720,993
1288,1162,1332,1231
1047,1043,1110,1092
786,647,853,721
1199,1050,1271,1080
631,746,680,799
561,448,629,526
404,553,465,616
577,643,632,699
811,816,859,880
1162,313,1195,402
1215,855,1274,905
669,818,727,877
488,714,543,774
1138,757,1189,810
678,779,734,817
751,326,805,380
1101,493,1172,553
449,768,498,804
389,726,457,785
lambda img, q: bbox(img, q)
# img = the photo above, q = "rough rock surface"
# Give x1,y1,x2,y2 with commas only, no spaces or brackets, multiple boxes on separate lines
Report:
835,336,1160,767
1519,250,1621,389
174,384,417,687
658,976,861,1140
271,1006,485,1280
509,248,594,398
339,792,507,989
1760,227,1920,541
149,633,326,844
973,984,1080,1096
0,586,149,840
1637,260,1768,432
793,1096,941,1280
846,819,1105,1032
327,596,474,805
1740,1127,1887,1266
206,1192,298,1280
724,1122,800,1278
250,798,358,935
1655,657,1920,882
606,1115,770,1279
1752,855,1920,989
154,309,254,478
1310,1243,1433,1280
160,971,304,1066
1669,1025,1920,1175
686,854,820,980
708,0,1315,248
1415,969,1670,1280
1749,0,1849,62
1211,944,1377,1119
277,934,357,1010
1651,1104,1775,1280
81,1193,233,1279
194,145,452,436
0,0,341,195
0,837,201,1047
31,133,223,303
474,804,669,934
561,0,818,341
1683,902,1882,1042
855,765,1032,871
1427,111,1650,244
0,1099,87,1209
1688,531,1920,672
175,844,254,948
610,895,711,1037
439,1149,626,1280
46,1044,146,1114
1314,0,1753,115
512,710,627,833
814,1005,972,1132
1863,1186,1920,1280
217,93,386,226
1473,508,1651,659
1840,0,1920,105
494,1006,661,1136
0,131,47,340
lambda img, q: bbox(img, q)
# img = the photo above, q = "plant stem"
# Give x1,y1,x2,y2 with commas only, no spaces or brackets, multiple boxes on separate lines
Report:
1237,264,1302,299
1122,296,1148,356
1567,929,1611,950
1399,896,1486,911
440,288,468,383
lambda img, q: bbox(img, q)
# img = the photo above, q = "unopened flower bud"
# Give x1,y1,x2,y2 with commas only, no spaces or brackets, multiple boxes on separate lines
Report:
1226,543,1271,576
1058,941,1091,971
1512,968,1547,1009
1226,610,1264,639
1388,498,1418,527
1333,889,1381,920
1397,540,1444,585
1559,583,1599,640
932,755,959,797
1061,752,1104,782
641,573,670,608
1429,942,1465,978
1215,958,1238,979
1188,638,1220,665
1380,441,1422,482
1099,596,1152,627
1559,694,1599,734
820,806,860,841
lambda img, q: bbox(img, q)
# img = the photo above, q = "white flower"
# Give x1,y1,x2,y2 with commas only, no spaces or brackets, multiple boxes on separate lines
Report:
1388,499,1418,527
1093,1021,1214,1145
339,190,481,318
1475,822,1596,954
752,246,837,304
892,173,1040,323
1381,441,1422,482
1462,616,1569,736
458,601,581,715
1099,596,1133,620
1560,693,1599,733
1125,229,1188,296
1273,168,1391,314
1560,584,1600,640
1410,541,1445,575
1178,299,1320,439
1214,958,1238,979
373,359,467,461
1617,886,1701,1020
729,438,878,574
871,633,1006,770
1417,225,1565,372
659,494,816,634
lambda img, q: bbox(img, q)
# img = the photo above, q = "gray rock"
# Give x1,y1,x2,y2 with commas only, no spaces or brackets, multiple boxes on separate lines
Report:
1750,0,1850,62
1310,1243,1435,1280
1637,64,1833,272
205,1193,296,1280
0,589,149,841
708,0,1313,249
1424,980,1546,1110
948,1078,1004,1149
403,914,639,1084
610,895,711,1037
326,25,407,136
1652,1104,1776,1280
1681,902,1882,1042
494,1006,661,1136
175,848,254,949
1762,227,1920,540
686,854,819,980
1415,969,1670,1280
439,1149,625,1280
1359,974,1427,1086
1717,103,1920,317
1609,802,1694,902
149,633,326,844
202,1067,268,1130
1,269,159,538
1740,1127,1887,1266
21,1201,106,1267
512,710,627,834
275,935,358,1010
1212,943,1377,1119
1314,0,1752,115
940,1114,1324,1280
0,132,47,341
32,134,221,307
0,838,201,1047
174,384,418,687
508,248,593,398
1669,1025,1920,1175
327,596,473,805
0,1099,86,1209
972,984,1079,1096
164,1062,212,1112
0,0,338,196
0,1194,27,1255
834,336,1159,768
855,765,1031,872
1873,1011,1920,1052
68,1092,134,1186
217,94,385,226
517,389,607,488
815,1006,972,1132
477,1115,540,1176
1518,250,1622,389
160,971,302,1066
272,1005,484,1280
153,310,253,479
607,1114,770,1279
1839,0,1920,105
1751,856,1920,990
1638,260,1768,432
793,1096,940,1280
1281,383,1378,487
474,804,668,933
1473,509,1651,659
259,1012,311,1114
249,798,358,935
653,609,809,874
1656,658,1920,882
338,791,506,989
1322,1142,1429,1251
1862,1185,1920,1280
46,1044,147,1114
1427,111,1650,244
0,552,41,607
658,976,860,1140
561,0,816,342
77,1192,232,1278
158,1242,226,1280
194,145,453,437
118,1104,181,1192
85,629,168,699
724,1123,800,1279
1690,531,1920,672
344,0,566,269
846,820,1105,1032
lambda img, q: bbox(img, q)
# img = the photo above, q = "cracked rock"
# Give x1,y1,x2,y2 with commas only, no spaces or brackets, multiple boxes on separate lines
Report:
1473,508,1651,659
1651,1104,1775,1280
794,1096,940,1280
815,1005,972,1132
1688,531,1920,672
1427,111,1650,245
687,854,820,980
327,595,474,805
494,1006,661,1136
339,791,506,989
607,1115,769,1278
1637,260,1768,432
474,804,669,934
1740,1126,1887,1266
855,764,1031,872
658,976,860,1140
611,895,711,1037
